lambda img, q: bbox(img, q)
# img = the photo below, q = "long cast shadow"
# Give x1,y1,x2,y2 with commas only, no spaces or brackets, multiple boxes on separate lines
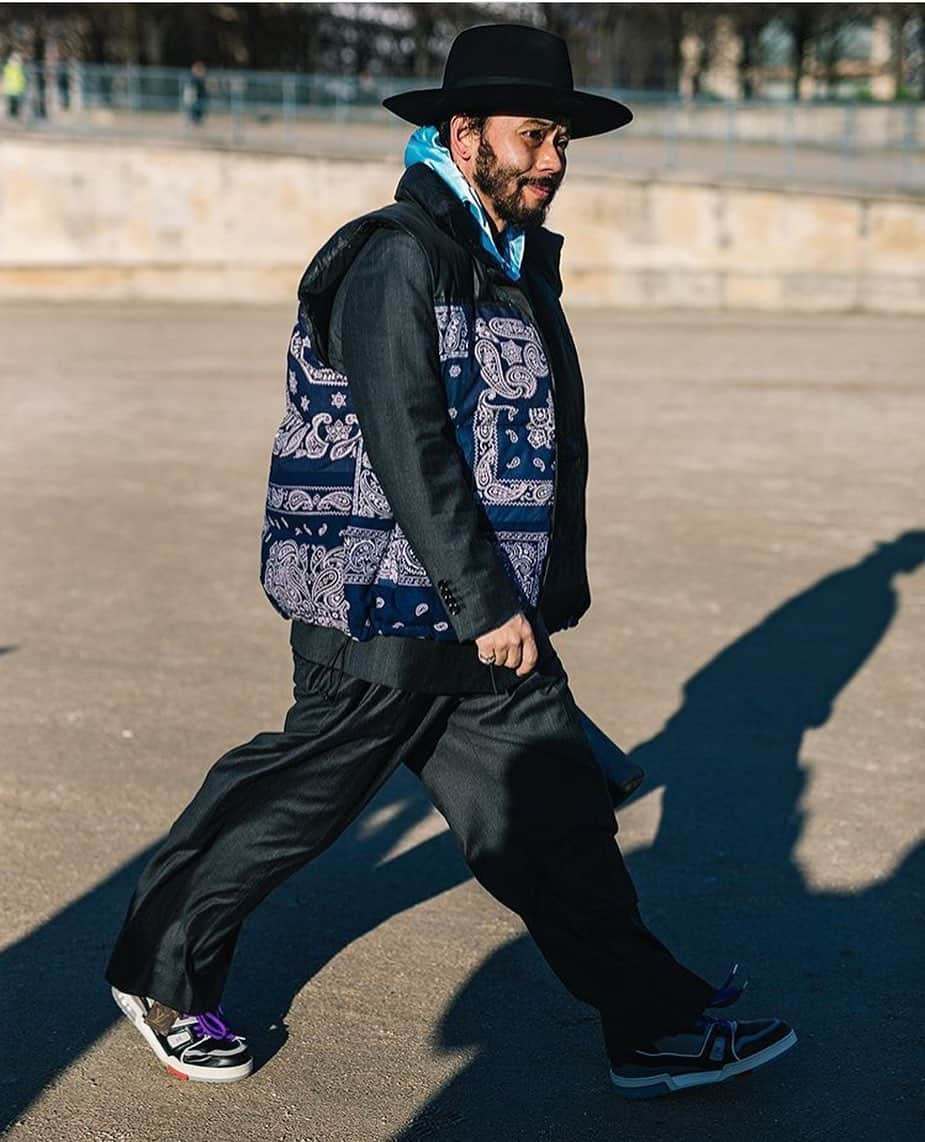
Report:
391,531,925,1140
0,764,467,1131
4,533,922,1136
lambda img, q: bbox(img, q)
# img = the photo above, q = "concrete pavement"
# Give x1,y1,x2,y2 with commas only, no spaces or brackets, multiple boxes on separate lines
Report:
1,302,922,1140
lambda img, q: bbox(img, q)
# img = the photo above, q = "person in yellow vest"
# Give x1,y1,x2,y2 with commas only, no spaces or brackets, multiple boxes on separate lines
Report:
3,52,26,119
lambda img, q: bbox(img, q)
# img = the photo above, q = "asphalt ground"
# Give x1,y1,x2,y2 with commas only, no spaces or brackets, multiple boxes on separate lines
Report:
1,302,922,1141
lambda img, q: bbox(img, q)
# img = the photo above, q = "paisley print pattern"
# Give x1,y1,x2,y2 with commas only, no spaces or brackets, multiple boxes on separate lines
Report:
272,408,362,462
266,484,352,515
342,526,390,584
289,326,344,387
263,539,350,632
261,299,556,642
527,390,555,450
377,524,430,586
351,446,392,519
472,392,554,506
435,304,468,360
464,309,555,508
493,531,550,607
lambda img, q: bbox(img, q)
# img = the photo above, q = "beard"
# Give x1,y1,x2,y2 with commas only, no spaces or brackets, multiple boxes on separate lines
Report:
473,133,561,229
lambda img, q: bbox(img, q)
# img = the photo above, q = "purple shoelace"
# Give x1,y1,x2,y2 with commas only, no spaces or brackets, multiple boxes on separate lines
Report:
183,1005,237,1042
709,961,748,1008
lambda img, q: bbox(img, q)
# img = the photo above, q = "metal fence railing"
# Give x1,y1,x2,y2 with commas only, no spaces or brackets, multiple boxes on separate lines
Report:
8,62,414,126
4,61,924,193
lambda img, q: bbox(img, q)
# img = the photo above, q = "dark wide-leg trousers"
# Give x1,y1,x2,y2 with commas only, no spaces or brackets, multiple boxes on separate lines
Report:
106,649,714,1059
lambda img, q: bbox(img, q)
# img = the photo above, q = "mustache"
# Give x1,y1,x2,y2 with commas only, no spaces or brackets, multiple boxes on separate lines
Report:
520,177,562,192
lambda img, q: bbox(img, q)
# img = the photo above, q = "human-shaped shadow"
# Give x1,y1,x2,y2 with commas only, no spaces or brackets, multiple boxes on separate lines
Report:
4,533,922,1135
0,764,468,1131
389,531,925,1140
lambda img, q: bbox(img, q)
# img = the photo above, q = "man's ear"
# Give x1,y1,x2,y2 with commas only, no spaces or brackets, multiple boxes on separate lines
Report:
450,113,479,163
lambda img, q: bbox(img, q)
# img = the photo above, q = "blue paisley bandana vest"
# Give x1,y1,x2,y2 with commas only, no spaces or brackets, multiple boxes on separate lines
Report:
261,198,557,643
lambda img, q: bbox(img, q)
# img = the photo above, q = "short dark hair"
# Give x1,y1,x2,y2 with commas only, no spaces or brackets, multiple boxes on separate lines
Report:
436,113,488,150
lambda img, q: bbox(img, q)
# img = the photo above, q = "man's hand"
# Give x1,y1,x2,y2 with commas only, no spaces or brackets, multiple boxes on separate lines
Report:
475,612,538,677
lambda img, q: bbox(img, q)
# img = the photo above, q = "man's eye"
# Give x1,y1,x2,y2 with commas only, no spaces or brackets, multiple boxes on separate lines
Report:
557,137,570,150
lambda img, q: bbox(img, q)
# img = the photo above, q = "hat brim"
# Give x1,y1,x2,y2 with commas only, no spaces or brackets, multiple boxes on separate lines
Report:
382,83,632,139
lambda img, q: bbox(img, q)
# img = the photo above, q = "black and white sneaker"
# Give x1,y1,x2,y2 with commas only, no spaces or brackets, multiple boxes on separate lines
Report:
111,987,254,1082
610,1012,797,1099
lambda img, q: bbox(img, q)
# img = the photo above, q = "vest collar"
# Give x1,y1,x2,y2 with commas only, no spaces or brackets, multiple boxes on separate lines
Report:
403,125,525,280
394,161,564,297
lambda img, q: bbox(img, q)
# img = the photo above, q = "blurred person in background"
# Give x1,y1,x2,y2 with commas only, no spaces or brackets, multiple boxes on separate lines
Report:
106,23,796,1102
33,58,46,119
55,59,71,112
3,51,26,119
183,59,209,126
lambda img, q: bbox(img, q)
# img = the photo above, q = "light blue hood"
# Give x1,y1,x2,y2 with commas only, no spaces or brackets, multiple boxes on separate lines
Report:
403,124,525,282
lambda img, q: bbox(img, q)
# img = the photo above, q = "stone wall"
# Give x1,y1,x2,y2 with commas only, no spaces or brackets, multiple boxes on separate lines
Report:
1,136,923,312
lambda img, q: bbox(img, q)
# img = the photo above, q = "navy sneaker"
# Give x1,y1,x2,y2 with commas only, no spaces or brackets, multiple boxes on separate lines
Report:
610,1010,797,1099
111,987,253,1082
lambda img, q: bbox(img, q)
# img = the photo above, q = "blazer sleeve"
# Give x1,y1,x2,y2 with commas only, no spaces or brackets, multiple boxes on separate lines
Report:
326,226,523,643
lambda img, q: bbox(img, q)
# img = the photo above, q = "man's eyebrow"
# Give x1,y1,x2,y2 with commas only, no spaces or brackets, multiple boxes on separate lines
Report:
520,118,571,135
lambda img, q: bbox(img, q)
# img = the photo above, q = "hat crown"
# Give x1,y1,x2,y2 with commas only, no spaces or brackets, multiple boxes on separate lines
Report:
442,24,574,92
381,21,631,138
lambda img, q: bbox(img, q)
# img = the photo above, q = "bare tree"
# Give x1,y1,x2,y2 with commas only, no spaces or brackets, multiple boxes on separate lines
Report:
0,1,911,100
783,2,820,99
729,2,778,98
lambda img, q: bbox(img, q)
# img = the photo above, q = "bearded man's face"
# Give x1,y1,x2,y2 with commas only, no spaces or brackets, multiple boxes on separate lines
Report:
470,115,569,228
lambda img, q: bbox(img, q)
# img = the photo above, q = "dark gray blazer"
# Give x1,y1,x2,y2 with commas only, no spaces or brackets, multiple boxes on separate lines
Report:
290,163,592,693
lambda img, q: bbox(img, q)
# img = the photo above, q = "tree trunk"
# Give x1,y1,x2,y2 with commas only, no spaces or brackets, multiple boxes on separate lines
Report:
791,6,813,100
663,5,684,95
891,11,906,96
920,9,925,99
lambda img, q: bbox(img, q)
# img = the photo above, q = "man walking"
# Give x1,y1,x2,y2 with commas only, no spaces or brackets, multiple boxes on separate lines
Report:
107,24,796,1099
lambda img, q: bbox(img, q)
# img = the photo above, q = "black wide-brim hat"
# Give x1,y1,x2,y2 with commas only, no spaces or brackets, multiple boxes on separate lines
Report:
382,23,632,139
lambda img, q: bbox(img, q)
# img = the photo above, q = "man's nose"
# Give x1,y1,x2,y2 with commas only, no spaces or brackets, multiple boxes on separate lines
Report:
535,139,565,178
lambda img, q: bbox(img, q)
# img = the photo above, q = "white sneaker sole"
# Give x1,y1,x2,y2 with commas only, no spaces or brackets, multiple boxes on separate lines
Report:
610,1029,797,1099
111,986,254,1083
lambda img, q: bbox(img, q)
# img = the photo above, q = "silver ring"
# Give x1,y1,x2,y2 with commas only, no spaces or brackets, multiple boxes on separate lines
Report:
478,651,496,665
